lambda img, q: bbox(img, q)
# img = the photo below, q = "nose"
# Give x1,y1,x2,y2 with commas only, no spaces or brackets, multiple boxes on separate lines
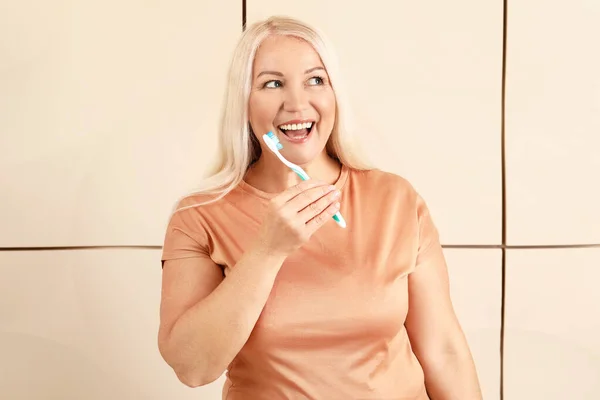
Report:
282,84,309,113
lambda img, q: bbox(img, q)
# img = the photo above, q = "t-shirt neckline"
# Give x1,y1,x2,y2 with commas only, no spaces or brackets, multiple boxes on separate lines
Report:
238,164,350,200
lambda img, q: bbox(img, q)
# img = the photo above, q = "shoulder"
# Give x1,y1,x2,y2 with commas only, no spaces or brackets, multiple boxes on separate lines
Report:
350,168,438,242
165,188,235,232
171,186,235,215
346,167,433,225
348,167,419,202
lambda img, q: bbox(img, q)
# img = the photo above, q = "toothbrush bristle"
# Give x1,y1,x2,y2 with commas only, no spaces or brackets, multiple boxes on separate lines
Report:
267,131,283,150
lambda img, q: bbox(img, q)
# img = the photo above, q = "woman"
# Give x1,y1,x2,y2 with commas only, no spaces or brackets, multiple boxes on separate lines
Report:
158,15,482,400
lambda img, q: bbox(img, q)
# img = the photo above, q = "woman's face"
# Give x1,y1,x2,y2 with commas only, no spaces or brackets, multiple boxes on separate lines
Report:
248,35,336,166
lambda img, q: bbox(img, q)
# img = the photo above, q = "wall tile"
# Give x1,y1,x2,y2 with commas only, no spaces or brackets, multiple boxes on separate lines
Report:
0,1,241,247
504,248,600,399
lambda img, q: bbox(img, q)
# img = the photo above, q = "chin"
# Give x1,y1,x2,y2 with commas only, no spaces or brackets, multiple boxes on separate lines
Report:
282,153,314,166
281,149,321,166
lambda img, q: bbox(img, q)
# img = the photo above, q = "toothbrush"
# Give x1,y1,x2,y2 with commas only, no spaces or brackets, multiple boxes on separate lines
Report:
262,131,347,228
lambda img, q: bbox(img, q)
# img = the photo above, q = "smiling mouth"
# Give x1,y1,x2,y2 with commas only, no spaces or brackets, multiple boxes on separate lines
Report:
277,121,314,140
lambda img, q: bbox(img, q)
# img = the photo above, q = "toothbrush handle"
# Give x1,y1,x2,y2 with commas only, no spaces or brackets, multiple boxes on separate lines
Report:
295,171,346,229
332,212,347,228
294,170,308,180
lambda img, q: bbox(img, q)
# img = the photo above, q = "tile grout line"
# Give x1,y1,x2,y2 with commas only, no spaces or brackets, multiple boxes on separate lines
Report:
1,244,600,252
500,0,509,398
242,0,246,31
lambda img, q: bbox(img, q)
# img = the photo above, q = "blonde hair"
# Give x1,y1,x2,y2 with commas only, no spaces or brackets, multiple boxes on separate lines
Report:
173,15,373,213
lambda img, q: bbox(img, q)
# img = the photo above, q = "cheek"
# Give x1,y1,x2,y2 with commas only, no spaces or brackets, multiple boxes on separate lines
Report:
314,91,336,124
249,93,278,126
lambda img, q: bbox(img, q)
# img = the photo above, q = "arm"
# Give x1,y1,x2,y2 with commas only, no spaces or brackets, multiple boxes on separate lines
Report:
158,246,286,387
404,196,482,400
158,180,340,387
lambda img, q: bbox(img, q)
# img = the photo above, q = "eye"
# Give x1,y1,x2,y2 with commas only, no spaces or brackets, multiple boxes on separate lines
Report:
308,76,324,85
263,80,282,89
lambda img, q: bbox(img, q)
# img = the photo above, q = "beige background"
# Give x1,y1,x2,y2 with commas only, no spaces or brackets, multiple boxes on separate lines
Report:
0,1,598,399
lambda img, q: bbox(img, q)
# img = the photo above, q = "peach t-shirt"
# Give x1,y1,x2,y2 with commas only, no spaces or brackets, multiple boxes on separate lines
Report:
161,165,441,400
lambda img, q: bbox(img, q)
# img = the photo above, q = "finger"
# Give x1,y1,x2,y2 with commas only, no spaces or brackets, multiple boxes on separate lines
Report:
306,201,341,232
297,187,341,223
286,184,338,213
272,179,330,205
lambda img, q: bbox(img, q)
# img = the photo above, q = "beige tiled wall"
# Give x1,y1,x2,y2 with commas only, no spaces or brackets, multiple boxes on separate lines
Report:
1,1,598,399
0,0,240,247
504,249,600,399
505,0,600,246
444,249,502,400
0,250,226,400
502,1,600,398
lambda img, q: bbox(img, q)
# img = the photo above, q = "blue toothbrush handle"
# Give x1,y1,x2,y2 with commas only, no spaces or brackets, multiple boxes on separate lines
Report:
294,170,309,180
332,212,347,228
294,170,346,229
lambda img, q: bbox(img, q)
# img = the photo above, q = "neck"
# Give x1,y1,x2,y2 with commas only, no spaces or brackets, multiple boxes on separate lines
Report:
245,151,342,193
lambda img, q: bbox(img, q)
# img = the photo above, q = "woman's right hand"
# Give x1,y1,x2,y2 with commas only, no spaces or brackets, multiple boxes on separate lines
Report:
255,180,341,257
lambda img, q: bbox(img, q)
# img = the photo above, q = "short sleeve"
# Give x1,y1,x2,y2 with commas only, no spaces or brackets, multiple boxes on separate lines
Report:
415,194,445,269
160,208,212,266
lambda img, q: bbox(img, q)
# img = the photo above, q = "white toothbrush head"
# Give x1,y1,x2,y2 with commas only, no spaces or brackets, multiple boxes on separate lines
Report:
263,131,283,153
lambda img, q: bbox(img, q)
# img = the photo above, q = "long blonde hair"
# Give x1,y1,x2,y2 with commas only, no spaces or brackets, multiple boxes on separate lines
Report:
173,16,373,213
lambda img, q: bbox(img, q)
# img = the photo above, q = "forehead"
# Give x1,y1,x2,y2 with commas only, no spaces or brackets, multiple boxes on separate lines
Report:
253,35,324,74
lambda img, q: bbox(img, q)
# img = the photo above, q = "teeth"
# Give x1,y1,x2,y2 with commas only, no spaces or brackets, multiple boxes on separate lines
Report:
278,122,313,131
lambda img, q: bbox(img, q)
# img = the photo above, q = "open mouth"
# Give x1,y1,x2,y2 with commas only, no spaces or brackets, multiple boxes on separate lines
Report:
278,121,314,142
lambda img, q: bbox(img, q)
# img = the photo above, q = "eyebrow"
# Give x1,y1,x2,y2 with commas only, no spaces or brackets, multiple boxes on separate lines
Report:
257,66,325,78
